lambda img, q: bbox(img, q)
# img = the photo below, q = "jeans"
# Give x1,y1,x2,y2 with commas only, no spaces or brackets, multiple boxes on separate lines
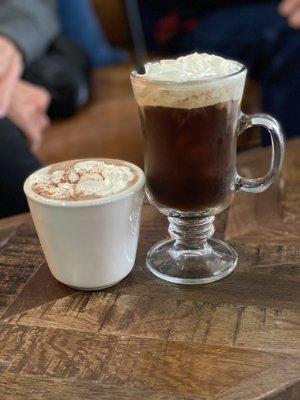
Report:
0,118,41,218
58,0,127,67
179,2,300,140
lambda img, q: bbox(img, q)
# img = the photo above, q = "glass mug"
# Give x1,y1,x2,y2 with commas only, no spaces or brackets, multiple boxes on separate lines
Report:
131,61,284,284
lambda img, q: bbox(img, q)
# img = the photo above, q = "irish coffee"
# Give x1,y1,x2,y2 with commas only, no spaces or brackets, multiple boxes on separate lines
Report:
132,53,245,213
131,52,284,285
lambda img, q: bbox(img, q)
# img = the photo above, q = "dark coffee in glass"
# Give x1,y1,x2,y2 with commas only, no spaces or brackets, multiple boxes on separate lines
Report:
140,100,239,213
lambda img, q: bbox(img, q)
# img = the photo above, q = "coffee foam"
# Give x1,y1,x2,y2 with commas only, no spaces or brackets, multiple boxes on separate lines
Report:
30,160,137,201
132,53,246,109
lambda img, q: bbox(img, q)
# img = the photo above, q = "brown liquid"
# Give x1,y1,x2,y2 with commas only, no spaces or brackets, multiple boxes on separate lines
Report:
139,101,239,212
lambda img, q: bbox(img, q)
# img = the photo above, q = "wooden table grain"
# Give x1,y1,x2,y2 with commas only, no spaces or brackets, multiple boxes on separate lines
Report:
0,139,299,400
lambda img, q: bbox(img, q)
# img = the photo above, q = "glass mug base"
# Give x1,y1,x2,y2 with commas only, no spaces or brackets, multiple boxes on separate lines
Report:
146,237,237,285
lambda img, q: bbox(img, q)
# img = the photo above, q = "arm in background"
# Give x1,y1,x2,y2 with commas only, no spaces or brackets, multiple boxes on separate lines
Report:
0,0,60,66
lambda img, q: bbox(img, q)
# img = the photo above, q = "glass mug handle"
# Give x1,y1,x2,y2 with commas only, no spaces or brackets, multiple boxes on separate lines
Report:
236,113,285,193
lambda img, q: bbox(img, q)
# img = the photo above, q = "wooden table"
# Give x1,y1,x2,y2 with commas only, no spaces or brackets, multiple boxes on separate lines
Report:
0,140,299,399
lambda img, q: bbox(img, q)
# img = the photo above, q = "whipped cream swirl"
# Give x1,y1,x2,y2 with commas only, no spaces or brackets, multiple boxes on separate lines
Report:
31,160,135,200
143,53,240,82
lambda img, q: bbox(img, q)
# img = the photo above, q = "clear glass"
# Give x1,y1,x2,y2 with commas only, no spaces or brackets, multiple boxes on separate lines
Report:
131,62,285,284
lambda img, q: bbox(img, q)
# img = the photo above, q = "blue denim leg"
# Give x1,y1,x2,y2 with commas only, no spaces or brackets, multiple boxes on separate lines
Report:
58,0,127,67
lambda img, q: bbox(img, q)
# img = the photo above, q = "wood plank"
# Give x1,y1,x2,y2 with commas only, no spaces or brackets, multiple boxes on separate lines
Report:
107,265,300,310
0,373,203,400
0,222,45,317
0,324,285,398
5,290,299,355
214,358,300,400
2,262,75,319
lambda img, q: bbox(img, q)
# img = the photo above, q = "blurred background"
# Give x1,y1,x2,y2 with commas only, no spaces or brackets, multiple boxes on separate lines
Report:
0,0,299,218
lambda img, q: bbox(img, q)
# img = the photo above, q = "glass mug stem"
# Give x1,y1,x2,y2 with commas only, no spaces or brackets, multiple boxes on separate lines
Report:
168,216,215,251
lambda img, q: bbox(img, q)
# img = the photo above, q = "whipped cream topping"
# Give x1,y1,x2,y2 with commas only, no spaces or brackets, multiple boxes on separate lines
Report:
133,53,246,109
143,53,240,82
31,160,136,200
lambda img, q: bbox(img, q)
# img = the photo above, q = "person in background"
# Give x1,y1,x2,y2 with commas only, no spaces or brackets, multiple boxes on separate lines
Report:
0,0,57,218
0,0,127,219
140,0,300,142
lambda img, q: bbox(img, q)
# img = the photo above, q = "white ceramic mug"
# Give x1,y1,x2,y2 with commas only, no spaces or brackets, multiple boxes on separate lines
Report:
24,160,145,290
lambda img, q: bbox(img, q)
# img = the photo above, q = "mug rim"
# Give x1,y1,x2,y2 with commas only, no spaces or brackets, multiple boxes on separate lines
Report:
131,59,247,86
24,158,145,208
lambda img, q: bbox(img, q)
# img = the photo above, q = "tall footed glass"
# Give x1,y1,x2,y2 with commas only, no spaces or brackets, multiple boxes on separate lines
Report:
131,61,284,284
